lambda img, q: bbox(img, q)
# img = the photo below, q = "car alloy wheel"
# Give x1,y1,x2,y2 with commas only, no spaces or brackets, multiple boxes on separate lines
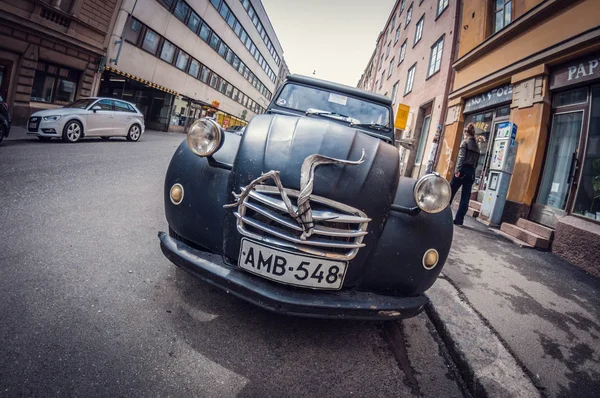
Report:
63,121,82,143
127,124,141,142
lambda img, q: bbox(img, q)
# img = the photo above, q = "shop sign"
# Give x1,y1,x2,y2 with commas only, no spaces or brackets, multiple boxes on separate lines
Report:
463,85,513,113
394,104,410,130
550,53,600,90
211,100,220,109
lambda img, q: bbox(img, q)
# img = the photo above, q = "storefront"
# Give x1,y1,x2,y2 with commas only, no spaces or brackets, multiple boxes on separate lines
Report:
461,84,513,201
98,68,177,132
531,54,600,228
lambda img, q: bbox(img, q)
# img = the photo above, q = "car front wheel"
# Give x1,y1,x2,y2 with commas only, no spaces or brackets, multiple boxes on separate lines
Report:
62,120,82,143
126,124,141,142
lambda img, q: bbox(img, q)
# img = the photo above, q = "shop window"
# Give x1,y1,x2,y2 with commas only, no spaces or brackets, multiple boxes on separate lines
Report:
552,87,588,108
175,50,190,71
174,0,190,22
573,85,600,221
124,18,142,44
160,40,176,63
493,0,512,34
464,110,494,188
142,29,160,54
188,59,200,78
199,23,211,42
496,106,511,118
187,11,201,32
31,62,79,104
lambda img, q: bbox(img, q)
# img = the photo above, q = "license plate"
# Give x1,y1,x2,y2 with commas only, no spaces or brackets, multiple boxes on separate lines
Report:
238,239,347,290
29,122,37,129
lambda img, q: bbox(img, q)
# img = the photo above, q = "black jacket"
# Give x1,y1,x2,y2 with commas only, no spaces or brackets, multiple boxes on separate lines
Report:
455,137,479,172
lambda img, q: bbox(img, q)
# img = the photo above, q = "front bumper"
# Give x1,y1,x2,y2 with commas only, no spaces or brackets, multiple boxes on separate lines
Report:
158,231,428,320
27,119,64,137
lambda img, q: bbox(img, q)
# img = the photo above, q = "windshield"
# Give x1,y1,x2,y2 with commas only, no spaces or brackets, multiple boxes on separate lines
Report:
66,98,97,109
275,84,391,130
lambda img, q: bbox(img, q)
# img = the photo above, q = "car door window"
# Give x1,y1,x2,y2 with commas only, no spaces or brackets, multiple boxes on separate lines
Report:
95,99,114,110
114,100,131,112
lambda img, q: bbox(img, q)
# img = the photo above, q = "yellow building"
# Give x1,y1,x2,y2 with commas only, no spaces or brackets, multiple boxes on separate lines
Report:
437,0,600,275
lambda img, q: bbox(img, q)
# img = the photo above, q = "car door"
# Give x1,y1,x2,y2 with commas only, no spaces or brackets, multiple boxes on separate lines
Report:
86,99,114,136
112,100,134,136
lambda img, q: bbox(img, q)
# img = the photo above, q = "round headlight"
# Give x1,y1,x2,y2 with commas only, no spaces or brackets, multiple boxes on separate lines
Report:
186,118,223,157
413,174,451,214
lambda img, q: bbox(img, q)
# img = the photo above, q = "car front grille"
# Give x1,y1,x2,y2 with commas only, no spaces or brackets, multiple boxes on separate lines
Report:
234,185,370,260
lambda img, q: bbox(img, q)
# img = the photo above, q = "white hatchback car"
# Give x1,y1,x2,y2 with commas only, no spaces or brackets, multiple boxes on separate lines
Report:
27,97,145,143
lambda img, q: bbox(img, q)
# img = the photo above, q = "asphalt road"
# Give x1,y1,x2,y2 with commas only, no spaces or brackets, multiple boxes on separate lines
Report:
0,129,463,397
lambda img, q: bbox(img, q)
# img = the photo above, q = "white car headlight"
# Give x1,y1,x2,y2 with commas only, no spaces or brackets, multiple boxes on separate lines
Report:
413,173,451,214
42,115,61,121
186,118,223,157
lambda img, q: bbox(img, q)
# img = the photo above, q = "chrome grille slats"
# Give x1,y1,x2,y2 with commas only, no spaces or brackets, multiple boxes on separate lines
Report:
236,185,370,260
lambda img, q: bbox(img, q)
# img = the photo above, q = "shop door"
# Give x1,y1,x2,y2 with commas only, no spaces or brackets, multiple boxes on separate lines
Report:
531,111,584,227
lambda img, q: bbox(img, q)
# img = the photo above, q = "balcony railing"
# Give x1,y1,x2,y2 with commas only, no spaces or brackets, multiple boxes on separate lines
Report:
38,2,71,29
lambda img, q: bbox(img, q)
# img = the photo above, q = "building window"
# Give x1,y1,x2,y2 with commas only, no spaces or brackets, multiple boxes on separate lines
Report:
218,42,228,58
390,15,396,32
380,71,385,88
141,29,160,54
388,59,394,77
415,115,431,164
210,0,221,8
200,66,210,83
379,54,384,70
391,81,399,104
124,18,142,44
386,42,391,58
427,36,444,77
209,34,221,51
437,0,449,17
395,25,401,44
174,0,190,22
187,11,201,32
199,23,211,42
405,3,413,25
404,63,416,95
160,40,176,63
494,0,512,33
188,59,200,78
414,15,424,45
31,62,79,104
219,2,230,19
399,0,405,15
399,39,407,64
175,50,190,71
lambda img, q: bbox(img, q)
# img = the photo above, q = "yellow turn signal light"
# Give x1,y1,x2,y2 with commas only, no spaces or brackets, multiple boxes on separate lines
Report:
170,183,184,205
423,249,439,270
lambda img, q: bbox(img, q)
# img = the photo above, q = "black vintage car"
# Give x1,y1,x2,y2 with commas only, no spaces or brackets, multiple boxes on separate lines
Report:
159,74,453,320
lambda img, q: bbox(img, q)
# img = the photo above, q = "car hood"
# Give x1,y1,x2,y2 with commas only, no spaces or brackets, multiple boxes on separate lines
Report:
222,114,400,286
31,108,89,117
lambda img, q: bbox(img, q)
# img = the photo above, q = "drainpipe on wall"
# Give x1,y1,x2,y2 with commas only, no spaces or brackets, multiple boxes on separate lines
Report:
432,0,462,173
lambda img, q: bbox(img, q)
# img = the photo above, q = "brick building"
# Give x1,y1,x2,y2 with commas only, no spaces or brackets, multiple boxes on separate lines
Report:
436,0,600,275
357,0,459,179
0,0,121,125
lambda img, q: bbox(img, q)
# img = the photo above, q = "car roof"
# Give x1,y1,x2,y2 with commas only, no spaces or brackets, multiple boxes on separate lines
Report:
80,97,138,107
284,74,393,106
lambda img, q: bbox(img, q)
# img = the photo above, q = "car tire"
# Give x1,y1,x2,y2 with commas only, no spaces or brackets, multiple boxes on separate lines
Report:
100,137,110,140
126,124,141,142
0,126,4,144
38,137,52,142
62,120,83,143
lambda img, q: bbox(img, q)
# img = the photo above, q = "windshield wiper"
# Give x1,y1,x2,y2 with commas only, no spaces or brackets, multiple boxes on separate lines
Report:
350,122,390,131
305,109,351,119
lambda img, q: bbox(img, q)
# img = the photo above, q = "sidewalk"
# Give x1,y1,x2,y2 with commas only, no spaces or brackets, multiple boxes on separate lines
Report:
429,216,600,397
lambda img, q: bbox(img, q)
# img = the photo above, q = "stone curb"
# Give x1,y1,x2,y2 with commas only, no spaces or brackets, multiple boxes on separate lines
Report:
426,277,541,398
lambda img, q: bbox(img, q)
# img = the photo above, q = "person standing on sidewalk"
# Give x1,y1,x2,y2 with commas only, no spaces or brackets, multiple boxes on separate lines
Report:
450,123,479,226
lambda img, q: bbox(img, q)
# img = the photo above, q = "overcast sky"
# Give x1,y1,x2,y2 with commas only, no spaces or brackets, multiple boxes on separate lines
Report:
261,0,396,87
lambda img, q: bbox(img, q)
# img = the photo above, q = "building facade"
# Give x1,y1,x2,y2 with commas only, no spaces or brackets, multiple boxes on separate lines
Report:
358,0,459,179
436,0,600,274
0,0,121,125
102,0,284,131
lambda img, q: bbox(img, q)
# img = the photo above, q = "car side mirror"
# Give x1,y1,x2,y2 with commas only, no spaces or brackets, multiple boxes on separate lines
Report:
91,105,101,113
